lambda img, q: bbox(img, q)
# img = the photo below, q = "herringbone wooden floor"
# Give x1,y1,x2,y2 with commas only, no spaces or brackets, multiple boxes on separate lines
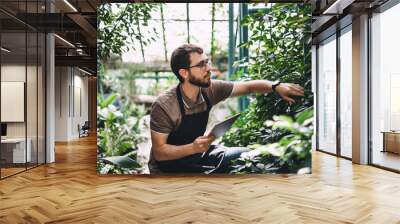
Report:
1,135,400,224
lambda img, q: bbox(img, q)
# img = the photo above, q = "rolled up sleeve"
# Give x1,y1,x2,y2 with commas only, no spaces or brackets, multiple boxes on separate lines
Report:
150,102,173,134
209,80,234,105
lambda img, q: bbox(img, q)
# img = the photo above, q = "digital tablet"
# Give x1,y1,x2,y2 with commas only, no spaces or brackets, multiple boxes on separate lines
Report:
206,114,240,138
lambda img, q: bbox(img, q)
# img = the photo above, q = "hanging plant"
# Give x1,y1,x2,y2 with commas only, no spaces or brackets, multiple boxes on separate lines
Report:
97,3,161,95
97,3,160,62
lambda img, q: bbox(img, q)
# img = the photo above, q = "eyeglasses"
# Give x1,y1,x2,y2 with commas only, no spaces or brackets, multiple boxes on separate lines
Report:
186,59,211,70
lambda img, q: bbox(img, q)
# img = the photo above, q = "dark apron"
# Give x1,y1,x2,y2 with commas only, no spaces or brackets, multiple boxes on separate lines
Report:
156,84,225,173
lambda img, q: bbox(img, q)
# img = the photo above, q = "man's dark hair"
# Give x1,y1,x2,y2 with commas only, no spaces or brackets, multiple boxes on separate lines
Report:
170,44,203,82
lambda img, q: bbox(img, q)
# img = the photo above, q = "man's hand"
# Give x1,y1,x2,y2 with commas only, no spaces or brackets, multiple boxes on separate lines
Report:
151,131,216,161
192,135,215,154
275,83,304,105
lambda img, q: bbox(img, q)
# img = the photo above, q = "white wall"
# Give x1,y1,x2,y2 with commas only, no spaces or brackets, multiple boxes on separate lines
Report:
72,72,89,138
55,66,69,141
1,65,41,138
1,65,25,127
1,64,46,164
55,66,89,141
1,65,26,140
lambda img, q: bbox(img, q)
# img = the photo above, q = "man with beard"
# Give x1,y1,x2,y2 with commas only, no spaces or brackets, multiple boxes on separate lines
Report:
150,44,304,173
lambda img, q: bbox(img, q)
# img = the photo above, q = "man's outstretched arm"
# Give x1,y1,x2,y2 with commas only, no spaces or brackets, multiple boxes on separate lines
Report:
230,80,304,104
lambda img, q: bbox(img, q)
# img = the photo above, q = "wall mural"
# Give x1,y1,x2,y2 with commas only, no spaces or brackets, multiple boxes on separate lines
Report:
97,3,313,175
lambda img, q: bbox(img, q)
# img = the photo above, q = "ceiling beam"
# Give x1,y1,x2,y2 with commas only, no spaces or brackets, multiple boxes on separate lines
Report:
66,13,96,47
322,0,356,14
312,15,335,33
55,56,96,72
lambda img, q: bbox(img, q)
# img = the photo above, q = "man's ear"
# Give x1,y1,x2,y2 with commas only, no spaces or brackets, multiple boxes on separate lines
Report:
178,68,188,81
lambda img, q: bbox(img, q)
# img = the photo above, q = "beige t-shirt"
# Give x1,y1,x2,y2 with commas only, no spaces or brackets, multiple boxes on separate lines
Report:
150,80,234,134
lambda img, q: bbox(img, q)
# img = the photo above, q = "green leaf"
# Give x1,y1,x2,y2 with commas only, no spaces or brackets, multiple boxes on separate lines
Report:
100,154,141,169
100,94,117,108
295,107,314,124
274,115,293,123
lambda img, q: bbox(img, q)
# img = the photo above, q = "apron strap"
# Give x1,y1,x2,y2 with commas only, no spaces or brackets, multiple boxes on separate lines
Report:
201,88,212,112
176,84,213,116
175,84,186,116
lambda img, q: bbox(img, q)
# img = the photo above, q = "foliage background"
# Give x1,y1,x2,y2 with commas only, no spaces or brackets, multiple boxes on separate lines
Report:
96,3,313,174
222,3,313,174
97,3,160,174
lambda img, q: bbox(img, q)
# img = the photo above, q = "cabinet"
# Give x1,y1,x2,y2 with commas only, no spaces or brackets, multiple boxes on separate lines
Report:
382,131,400,154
